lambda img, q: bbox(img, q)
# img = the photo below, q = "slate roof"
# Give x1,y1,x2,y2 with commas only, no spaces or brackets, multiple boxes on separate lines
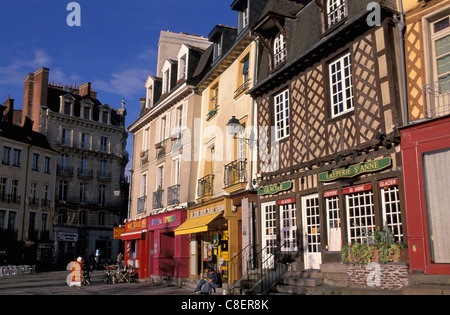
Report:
0,121,55,152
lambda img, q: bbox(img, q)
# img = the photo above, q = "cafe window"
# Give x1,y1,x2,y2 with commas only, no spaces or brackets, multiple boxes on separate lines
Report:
325,192,341,251
280,203,298,252
345,185,375,244
380,182,403,243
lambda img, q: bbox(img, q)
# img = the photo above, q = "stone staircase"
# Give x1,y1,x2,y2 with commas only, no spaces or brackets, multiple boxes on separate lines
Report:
274,267,324,295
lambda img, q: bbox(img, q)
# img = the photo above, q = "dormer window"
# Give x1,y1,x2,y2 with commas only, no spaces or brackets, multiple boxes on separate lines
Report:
327,0,347,29
213,36,223,62
101,111,109,124
64,102,71,115
163,69,170,94
178,54,187,81
146,86,153,109
60,95,75,116
83,106,91,120
239,4,249,32
274,33,287,68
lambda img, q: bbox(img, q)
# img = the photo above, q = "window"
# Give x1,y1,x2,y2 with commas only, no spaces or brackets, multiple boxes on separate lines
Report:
7,211,16,230
61,129,71,146
431,16,450,93
81,133,90,150
63,102,71,115
41,213,49,231
329,53,354,118
10,179,19,204
102,111,109,124
79,182,88,203
173,158,180,186
32,153,39,171
2,146,11,165
12,149,21,167
156,165,164,191
28,212,36,234
0,178,7,202
327,0,347,29
274,33,287,68
79,211,87,225
325,192,341,251
59,180,68,202
83,106,91,120
146,86,153,109
213,36,223,61
280,203,298,252
100,137,108,152
208,84,219,119
98,184,106,206
0,211,4,230
30,182,38,206
178,54,187,81
60,154,69,171
274,89,290,141
261,202,277,268
44,156,51,173
99,160,107,177
80,157,88,173
98,212,106,226
140,173,147,197
346,188,375,244
381,184,403,243
163,69,170,94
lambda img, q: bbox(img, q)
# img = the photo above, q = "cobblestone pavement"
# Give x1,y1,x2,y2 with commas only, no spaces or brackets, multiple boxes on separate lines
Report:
0,270,193,295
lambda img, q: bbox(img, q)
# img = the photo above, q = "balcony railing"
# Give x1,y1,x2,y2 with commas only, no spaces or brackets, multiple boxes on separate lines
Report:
153,190,164,209
327,2,346,29
224,159,247,188
155,140,167,159
140,150,149,166
167,185,180,206
78,168,93,178
97,171,112,181
234,78,251,99
137,196,146,215
422,78,450,120
57,165,74,176
198,175,214,199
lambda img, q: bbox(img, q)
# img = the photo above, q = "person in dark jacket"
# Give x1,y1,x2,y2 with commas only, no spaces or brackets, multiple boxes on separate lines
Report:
200,269,221,294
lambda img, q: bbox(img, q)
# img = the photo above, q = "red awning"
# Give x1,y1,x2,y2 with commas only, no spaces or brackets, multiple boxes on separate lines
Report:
121,230,145,240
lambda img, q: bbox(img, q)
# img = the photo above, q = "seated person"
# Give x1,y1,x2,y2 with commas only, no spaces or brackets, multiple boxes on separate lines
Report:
193,268,210,293
200,269,221,295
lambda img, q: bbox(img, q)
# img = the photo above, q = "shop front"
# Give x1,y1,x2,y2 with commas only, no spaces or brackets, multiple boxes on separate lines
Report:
257,153,407,271
401,116,450,275
121,218,147,279
174,197,237,282
146,209,189,283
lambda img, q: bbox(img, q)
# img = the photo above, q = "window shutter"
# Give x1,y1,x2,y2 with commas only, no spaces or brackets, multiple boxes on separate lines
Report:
182,101,188,130
155,118,161,144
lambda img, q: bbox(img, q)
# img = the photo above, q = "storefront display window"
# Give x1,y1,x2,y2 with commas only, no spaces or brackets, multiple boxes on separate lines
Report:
380,179,403,243
280,202,297,252
345,185,375,244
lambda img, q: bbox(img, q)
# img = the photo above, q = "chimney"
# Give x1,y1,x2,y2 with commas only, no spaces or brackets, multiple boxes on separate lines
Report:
2,96,14,124
31,67,49,132
22,72,34,125
80,82,91,97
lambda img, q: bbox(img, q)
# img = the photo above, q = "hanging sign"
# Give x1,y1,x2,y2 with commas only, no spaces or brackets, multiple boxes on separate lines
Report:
258,181,293,196
319,157,392,182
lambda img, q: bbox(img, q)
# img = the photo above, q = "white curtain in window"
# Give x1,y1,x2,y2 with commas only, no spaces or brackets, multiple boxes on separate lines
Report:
423,147,450,263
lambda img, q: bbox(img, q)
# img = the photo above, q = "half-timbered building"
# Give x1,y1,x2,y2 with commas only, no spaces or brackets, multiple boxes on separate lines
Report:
249,0,406,272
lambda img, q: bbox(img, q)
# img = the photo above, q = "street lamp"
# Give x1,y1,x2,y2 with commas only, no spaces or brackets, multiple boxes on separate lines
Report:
226,116,258,149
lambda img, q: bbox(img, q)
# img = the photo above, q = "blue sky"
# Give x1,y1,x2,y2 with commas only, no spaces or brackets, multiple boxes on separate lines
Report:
0,0,237,163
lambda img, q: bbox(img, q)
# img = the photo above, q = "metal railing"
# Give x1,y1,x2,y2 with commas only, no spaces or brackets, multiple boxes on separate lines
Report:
327,2,346,29
224,159,247,188
422,78,450,120
198,175,214,199
230,242,290,295
152,190,164,209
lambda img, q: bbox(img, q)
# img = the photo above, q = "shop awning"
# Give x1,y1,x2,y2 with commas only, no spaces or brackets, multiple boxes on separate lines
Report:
174,212,222,236
121,230,145,240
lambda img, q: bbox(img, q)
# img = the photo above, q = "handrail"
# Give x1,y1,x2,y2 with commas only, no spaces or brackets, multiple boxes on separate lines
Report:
227,244,259,291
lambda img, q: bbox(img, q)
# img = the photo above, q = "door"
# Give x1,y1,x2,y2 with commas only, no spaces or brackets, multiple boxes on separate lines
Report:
261,202,277,268
302,194,322,270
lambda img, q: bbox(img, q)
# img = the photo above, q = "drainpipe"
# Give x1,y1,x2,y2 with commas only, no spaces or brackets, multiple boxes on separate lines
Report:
394,0,409,126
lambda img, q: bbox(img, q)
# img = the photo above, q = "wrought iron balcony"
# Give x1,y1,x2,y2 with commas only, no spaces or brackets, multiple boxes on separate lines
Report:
155,140,166,159
224,159,247,188
234,78,251,99
57,165,74,176
152,190,164,209
167,185,180,206
422,78,450,120
78,168,93,178
198,174,214,199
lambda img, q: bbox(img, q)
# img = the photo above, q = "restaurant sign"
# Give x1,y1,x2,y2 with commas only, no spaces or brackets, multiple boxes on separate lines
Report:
319,157,392,182
258,181,293,196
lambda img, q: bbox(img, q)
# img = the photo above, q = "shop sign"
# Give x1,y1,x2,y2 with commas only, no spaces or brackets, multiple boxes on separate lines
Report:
343,184,372,195
190,203,225,219
277,198,296,205
113,227,126,239
258,181,293,196
151,214,177,226
319,157,392,182
323,189,339,198
57,232,78,242
126,218,146,231
379,178,398,188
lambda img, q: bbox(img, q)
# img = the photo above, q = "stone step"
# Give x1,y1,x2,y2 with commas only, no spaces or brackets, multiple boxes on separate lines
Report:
282,276,323,287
